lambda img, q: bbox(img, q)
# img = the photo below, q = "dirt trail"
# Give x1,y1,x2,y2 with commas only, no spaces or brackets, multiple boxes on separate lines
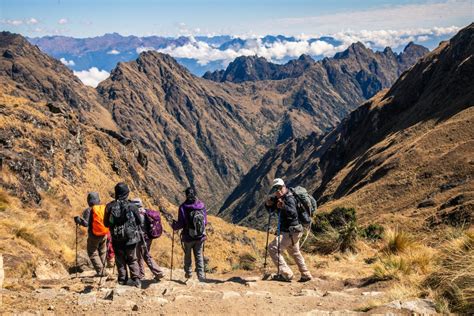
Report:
1,266,437,315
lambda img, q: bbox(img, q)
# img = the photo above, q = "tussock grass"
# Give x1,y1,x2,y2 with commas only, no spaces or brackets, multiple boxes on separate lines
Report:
424,230,474,314
0,189,10,212
382,228,417,254
373,229,435,281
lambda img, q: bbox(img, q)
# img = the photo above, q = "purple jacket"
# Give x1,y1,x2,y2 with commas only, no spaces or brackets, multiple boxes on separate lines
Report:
172,199,207,242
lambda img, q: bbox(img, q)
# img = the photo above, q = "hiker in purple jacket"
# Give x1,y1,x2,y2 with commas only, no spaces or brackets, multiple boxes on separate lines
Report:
172,187,208,280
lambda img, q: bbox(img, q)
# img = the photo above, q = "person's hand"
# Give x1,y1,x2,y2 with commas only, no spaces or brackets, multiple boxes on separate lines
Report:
277,199,284,209
74,216,81,225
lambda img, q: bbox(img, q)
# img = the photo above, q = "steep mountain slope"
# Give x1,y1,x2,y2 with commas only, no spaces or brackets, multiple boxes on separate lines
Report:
97,52,333,206
219,24,473,230
0,31,428,209
98,43,428,206
0,32,116,130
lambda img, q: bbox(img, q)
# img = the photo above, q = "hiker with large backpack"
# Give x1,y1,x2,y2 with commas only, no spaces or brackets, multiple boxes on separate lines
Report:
131,198,166,281
172,187,207,281
265,178,313,282
103,183,142,288
74,192,110,277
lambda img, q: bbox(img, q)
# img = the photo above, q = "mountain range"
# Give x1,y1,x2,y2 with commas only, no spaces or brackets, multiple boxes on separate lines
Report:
218,24,474,231
27,32,441,77
1,31,429,209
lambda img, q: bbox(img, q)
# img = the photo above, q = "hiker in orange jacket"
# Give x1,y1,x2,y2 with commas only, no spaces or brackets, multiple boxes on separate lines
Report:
74,192,110,277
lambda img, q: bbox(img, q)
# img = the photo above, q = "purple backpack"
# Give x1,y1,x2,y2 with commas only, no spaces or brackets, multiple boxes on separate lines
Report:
145,209,163,239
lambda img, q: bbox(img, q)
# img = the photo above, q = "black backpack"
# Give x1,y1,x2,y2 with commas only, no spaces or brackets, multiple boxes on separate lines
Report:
187,208,206,240
290,186,317,226
109,200,140,245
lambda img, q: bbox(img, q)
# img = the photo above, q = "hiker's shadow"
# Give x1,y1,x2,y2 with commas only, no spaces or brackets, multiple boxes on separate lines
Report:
199,276,251,285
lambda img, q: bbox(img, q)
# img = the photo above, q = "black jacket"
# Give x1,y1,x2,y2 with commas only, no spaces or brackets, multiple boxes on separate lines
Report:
266,192,299,233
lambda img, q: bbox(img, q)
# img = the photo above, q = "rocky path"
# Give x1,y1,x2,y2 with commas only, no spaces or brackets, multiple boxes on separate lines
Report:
1,267,437,315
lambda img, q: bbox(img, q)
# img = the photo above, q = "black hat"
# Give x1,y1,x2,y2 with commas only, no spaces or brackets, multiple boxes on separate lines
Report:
115,182,130,200
184,187,196,198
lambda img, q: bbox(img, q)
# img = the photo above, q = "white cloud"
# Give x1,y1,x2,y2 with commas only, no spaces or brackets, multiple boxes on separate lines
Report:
154,38,344,66
331,26,460,49
271,0,471,35
26,18,39,25
149,24,458,66
1,19,23,26
58,18,68,25
74,67,109,87
107,49,120,55
60,58,75,66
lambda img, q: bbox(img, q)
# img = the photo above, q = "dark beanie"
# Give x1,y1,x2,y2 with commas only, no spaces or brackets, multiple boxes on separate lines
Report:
185,187,196,202
87,192,100,207
115,182,130,200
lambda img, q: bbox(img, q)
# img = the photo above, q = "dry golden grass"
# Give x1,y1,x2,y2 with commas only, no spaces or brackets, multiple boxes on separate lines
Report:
424,229,474,313
382,228,417,254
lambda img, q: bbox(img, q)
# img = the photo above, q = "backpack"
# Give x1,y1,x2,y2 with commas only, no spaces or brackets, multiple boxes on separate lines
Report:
109,200,140,245
187,208,206,240
144,209,163,239
290,186,317,226
91,205,109,237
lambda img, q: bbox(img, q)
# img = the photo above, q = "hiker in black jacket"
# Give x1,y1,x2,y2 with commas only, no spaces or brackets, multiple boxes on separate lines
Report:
266,178,312,282
104,182,142,287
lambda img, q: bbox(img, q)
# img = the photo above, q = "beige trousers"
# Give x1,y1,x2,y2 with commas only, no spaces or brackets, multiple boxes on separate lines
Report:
269,231,311,279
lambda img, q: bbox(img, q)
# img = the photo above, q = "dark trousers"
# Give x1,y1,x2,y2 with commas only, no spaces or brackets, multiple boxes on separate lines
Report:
113,243,140,282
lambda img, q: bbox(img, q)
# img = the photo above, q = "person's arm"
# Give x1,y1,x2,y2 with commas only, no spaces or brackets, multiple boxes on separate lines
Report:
74,208,90,227
103,203,111,228
172,205,185,230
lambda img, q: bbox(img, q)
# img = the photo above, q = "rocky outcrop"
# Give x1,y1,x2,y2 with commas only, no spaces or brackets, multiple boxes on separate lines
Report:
203,54,315,82
219,24,473,230
0,31,116,130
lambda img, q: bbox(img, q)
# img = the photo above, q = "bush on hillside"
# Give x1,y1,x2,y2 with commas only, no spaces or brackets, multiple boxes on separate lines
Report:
308,207,359,254
361,224,385,241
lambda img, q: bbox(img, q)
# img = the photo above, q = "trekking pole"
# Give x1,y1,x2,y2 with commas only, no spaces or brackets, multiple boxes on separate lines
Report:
263,211,272,272
170,229,175,281
203,240,206,279
75,223,79,278
277,209,281,276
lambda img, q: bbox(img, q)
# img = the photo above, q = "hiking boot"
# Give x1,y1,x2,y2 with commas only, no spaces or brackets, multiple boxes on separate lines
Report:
185,272,192,279
271,274,292,282
118,279,127,286
154,274,164,282
132,279,141,288
298,275,312,283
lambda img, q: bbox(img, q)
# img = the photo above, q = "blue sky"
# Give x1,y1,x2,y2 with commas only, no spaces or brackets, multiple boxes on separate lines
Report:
0,0,472,37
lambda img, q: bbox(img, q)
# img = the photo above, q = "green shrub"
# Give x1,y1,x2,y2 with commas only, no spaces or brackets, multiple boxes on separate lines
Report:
309,207,359,254
361,224,385,241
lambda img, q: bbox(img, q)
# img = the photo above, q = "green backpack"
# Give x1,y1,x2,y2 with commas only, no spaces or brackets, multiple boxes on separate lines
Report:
290,186,317,225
